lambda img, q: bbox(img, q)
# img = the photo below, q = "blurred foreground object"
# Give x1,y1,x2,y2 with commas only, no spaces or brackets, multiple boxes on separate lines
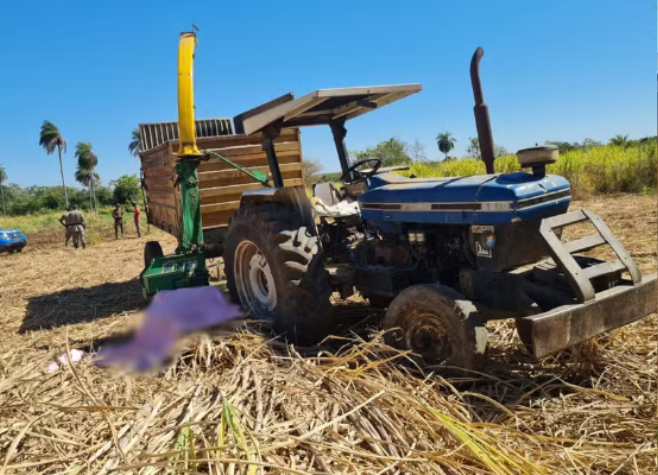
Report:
95,286,241,371
46,349,87,374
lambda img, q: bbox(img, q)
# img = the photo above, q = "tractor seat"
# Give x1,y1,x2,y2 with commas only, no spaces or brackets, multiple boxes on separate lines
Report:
312,183,360,218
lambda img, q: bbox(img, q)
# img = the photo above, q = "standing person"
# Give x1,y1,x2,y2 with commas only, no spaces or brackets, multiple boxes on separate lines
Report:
69,205,86,249
59,206,73,246
132,200,142,238
59,205,86,248
113,203,124,239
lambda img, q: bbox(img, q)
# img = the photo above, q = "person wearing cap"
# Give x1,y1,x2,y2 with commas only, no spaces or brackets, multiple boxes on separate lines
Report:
113,203,124,239
59,205,86,248
131,200,142,238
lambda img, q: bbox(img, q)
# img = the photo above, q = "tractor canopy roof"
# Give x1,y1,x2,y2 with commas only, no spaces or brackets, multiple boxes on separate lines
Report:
235,84,422,136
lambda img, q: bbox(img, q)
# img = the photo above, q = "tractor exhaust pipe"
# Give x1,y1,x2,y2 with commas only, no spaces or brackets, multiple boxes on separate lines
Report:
470,47,496,174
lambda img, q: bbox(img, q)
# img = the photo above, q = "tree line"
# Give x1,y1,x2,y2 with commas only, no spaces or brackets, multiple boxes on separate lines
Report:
2,123,654,214
0,176,141,217
0,122,144,216
303,132,657,183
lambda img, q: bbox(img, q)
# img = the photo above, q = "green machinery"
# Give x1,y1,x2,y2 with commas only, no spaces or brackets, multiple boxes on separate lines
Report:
140,32,267,298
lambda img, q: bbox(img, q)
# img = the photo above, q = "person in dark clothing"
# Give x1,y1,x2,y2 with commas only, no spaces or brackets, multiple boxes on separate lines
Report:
113,203,124,239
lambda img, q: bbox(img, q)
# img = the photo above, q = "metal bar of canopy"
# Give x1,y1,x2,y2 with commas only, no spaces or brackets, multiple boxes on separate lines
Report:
240,84,422,136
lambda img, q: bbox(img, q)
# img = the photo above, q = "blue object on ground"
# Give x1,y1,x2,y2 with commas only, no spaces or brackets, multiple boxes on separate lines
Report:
0,229,27,253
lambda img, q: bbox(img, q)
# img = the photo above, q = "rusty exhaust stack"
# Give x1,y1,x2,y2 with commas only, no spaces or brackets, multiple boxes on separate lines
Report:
470,47,496,174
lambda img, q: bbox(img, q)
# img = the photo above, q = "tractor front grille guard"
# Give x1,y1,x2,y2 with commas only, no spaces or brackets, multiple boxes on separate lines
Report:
515,209,656,358
540,209,642,302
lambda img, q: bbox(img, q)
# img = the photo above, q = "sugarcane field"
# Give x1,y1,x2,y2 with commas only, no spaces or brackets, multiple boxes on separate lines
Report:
0,2,656,474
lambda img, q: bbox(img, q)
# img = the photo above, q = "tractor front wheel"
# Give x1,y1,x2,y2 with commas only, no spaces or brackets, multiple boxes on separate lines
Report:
383,285,488,372
224,204,333,345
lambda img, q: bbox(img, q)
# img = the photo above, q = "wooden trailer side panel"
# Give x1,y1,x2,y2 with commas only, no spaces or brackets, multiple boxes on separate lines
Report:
139,128,304,238
141,142,181,236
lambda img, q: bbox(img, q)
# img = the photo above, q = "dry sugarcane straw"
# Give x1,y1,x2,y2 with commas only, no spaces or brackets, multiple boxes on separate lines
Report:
0,194,656,474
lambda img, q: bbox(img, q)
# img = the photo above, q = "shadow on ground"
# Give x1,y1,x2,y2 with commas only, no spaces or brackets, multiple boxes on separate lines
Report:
24,283,609,419
20,279,145,333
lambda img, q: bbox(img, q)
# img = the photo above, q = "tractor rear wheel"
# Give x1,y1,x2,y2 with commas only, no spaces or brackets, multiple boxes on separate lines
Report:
383,284,488,372
144,241,164,268
224,204,333,345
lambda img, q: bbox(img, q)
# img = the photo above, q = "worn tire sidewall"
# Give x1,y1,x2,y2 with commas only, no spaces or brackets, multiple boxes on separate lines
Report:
384,284,485,370
224,205,332,344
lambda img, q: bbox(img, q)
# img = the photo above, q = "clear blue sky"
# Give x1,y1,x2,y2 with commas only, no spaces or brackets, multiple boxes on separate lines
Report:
0,0,655,187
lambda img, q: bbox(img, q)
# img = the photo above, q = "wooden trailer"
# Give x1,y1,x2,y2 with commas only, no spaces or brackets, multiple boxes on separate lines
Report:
138,125,305,256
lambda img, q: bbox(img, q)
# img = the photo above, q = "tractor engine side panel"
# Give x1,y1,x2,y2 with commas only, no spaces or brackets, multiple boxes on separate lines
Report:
469,218,553,272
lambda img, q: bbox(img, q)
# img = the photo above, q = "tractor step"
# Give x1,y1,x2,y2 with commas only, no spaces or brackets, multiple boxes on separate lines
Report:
539,209,642,302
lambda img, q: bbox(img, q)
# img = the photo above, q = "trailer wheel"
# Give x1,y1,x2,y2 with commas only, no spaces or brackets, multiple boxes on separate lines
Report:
224,204,333,345
144,241,164,268
384,284,488,372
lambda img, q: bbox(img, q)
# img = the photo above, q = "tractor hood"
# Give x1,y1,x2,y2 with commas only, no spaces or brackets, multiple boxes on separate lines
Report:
359,171,571,225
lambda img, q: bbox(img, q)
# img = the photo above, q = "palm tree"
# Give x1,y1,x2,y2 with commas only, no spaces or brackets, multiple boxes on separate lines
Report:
609,134,630,148
128,129,141,157
436,131,457,160
0,165,7,215
39,120,69,207
74,168,101,211
75,142,99,212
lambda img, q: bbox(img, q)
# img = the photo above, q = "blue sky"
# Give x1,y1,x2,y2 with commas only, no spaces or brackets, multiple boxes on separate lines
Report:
0,0,655,187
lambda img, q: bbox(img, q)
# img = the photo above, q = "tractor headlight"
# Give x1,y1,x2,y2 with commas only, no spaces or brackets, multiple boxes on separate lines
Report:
482,233,496,249
471,225,496,258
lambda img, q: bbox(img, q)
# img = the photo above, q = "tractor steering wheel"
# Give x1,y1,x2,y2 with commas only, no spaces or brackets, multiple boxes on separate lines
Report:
341,158,383,185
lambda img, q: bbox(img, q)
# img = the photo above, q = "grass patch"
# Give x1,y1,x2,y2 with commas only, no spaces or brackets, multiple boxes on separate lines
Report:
0,207,116,235
404,143,657,197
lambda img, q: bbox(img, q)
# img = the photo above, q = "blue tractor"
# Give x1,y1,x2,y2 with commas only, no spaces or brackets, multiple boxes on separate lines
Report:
222,47,656,370
152,35,656,371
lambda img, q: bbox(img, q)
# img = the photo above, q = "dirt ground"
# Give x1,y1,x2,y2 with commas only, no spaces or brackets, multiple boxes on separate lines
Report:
0,195,656,474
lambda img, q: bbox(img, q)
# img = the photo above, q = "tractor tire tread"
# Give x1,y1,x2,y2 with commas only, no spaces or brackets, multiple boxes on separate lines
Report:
224,203,333,345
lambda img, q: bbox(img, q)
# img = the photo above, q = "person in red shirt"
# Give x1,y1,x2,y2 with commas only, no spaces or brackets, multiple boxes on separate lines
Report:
132,201,142,238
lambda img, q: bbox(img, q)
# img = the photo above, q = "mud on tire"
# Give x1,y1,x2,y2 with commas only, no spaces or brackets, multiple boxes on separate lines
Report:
384,284,488,372
224,204,333,345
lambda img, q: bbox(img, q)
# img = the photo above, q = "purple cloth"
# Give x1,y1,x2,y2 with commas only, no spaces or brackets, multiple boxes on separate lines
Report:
95,286,241,370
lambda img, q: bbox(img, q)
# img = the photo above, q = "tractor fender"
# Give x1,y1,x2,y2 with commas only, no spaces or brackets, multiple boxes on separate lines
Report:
239,186,318,236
